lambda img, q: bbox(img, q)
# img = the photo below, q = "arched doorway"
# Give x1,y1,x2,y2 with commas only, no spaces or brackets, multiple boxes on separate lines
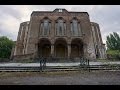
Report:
71,38,83,58
38,38,51,58
54,38,67,58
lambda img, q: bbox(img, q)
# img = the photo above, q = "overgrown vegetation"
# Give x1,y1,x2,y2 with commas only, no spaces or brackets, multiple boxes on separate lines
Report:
106,32,120,60
0,36,15,59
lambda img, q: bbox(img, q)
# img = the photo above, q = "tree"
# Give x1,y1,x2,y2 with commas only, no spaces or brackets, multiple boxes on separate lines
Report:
106,32,120,51
0,36,15,58
106,32,120,60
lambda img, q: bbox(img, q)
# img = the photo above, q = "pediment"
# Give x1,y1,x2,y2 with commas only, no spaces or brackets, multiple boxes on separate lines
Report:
53,8,68,13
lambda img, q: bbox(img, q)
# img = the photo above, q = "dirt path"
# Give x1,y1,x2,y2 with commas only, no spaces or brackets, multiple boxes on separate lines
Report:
0,71,120,85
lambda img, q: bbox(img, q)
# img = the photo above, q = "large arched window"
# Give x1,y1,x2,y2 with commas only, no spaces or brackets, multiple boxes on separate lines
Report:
40,18,51,36
56,18,66,36
71,18,81,36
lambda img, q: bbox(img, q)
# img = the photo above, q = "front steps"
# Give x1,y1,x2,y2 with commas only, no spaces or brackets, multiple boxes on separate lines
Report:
0,65,120,72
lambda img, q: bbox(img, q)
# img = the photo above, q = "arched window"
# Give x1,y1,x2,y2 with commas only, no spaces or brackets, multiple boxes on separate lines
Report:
71,18,81,36
40,18,51,36
56,18,66,36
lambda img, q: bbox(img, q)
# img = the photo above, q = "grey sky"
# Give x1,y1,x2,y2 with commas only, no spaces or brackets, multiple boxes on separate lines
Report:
0,5,120,45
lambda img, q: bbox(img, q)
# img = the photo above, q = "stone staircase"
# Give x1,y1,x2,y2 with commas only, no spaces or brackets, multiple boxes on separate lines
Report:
0,64,120,72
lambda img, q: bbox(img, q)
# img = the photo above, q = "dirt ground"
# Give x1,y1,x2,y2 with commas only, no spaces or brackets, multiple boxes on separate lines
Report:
0,71,120,85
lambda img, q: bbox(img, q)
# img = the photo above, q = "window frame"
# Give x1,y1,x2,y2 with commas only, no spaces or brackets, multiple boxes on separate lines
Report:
55,18,66,36
70,18,82,37
40,18,51,37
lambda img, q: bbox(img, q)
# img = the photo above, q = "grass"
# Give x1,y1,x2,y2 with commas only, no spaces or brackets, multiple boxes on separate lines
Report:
96,58,120,64
0,72,37,78
107,50,120,55
96,58,108,61
96,59,112,65
0,70,91,79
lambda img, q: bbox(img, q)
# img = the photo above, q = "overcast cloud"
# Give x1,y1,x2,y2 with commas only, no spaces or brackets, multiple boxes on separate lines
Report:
0,5,120,44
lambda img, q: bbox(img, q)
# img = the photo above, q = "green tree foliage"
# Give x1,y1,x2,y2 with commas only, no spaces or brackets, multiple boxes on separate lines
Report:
106,32,120,60
106,32,120,50
0,36,15,58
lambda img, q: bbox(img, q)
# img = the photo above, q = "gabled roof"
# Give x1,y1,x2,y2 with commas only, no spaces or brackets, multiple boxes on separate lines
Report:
31,8,89,16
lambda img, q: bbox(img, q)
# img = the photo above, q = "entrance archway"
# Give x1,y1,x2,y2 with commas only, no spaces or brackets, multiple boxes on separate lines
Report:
54,38,67,58
71,38,83,58
38,38,51,58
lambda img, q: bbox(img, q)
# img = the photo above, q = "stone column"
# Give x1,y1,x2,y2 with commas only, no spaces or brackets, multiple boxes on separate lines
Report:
79,46,81,57
83,43,88,58
99,45,103,59
34,43,38,58
51,44,54,57
51,20,55,38
68,44,71,58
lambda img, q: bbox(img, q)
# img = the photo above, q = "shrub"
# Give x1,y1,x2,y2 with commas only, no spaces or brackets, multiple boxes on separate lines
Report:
107,50,120,60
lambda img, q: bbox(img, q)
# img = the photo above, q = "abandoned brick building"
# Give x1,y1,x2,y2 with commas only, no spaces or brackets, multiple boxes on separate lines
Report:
11,8,106,60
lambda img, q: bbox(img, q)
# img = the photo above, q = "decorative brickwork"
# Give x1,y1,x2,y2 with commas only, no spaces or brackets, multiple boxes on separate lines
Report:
12,9,106,60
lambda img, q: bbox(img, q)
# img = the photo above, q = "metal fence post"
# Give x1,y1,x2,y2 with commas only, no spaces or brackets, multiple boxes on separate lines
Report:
39,57,43,72
88,59,90,72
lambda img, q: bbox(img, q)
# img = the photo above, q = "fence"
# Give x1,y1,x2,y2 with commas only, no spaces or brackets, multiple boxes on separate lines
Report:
35,57,90,72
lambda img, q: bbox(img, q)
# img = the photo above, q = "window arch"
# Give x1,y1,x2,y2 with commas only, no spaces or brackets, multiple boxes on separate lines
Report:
40,17,51,36
71,18,81,36
56,17,66,36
